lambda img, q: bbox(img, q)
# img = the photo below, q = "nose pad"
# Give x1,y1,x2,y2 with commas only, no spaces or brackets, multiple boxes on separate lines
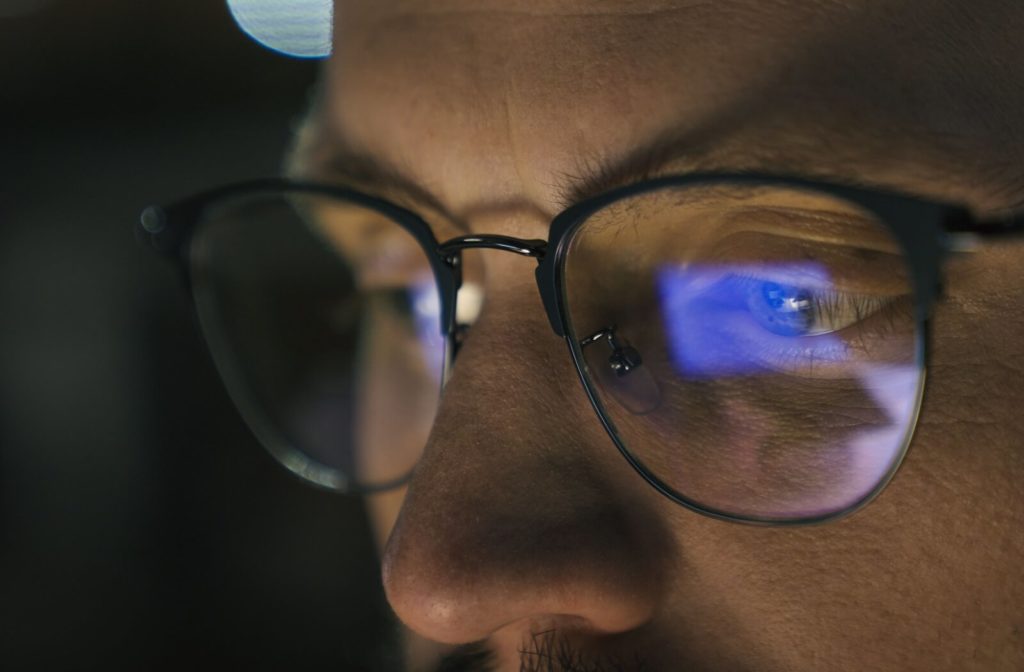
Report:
580,326,662,415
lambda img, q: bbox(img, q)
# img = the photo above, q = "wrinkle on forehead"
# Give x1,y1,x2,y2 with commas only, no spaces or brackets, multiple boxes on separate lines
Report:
318,0,1024,221
367,0,716,19
327,0,804,207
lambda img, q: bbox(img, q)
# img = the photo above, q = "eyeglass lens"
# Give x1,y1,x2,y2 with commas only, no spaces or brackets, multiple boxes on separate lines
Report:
186,182,924,521
562,182,922,521
189,192,447,491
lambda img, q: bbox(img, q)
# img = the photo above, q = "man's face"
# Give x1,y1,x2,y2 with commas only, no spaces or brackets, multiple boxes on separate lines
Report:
298,1,1024,669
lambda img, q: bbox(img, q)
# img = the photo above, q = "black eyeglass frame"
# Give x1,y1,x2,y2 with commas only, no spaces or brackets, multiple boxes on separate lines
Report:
139,172,1024,525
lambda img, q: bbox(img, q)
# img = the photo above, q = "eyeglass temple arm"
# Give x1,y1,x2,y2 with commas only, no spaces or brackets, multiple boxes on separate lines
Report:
945,209,1024,239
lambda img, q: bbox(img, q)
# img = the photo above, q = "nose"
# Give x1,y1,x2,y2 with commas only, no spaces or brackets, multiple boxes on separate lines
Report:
380,257,666,645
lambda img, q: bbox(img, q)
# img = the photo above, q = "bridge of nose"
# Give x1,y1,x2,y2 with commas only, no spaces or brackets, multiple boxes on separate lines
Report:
439,233,568,337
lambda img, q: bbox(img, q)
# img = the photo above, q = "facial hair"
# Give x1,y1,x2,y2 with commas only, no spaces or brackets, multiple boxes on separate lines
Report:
433,629,650,672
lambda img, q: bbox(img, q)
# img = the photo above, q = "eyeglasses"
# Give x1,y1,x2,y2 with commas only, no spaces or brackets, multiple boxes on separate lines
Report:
138,173,1024,524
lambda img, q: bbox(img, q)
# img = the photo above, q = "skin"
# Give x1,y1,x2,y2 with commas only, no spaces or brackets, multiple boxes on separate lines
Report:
290,1,1024,669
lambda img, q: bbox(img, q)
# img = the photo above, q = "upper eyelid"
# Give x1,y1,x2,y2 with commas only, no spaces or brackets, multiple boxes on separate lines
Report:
293,150,1024,257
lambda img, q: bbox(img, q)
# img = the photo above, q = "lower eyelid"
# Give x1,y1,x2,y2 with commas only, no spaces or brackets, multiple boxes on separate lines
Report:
657,300,913,380
747,301,913,375
726,312,850,370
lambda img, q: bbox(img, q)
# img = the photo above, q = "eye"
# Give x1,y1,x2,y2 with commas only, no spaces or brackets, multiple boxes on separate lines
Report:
749,281,815,336
743,279,892,338
655,265,914,378
362,280,446,383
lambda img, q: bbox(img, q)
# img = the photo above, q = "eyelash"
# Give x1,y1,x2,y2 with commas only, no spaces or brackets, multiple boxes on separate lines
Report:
651,268,917,379
723,273,897,337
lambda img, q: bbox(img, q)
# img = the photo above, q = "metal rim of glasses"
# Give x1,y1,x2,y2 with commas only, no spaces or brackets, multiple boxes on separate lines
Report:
138,173,1024,524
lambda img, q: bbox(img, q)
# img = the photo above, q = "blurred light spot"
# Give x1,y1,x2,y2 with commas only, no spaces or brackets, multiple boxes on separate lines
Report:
844,364,920,495
455,282,483,325
226,0,332,59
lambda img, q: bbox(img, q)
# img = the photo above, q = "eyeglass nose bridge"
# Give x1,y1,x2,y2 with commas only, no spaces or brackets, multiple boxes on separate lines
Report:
437,234,568,338
438,234,547,259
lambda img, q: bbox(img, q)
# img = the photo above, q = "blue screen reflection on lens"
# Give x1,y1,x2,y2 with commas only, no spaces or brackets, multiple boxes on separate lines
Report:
410,279,445,382
656,263,847,377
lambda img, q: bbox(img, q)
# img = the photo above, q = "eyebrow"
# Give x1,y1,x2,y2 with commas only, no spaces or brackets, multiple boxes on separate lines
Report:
313,142,459,219
296,110,1024,223
552,129,716,210
294,117,734,220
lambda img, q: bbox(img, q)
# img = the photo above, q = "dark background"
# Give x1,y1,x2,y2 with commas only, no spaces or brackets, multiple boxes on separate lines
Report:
0,1,394,668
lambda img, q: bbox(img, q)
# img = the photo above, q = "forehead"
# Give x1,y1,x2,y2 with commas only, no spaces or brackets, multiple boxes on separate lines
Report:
315,0,1023,220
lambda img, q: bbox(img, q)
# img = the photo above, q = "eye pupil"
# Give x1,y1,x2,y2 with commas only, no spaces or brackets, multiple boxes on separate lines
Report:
762,281,810,312
758,281,814,335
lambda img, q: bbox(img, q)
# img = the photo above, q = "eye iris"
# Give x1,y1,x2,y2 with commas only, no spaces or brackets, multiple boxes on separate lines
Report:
757,281,814,336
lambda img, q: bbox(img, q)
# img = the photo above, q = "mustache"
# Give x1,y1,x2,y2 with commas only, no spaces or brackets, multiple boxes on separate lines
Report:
434,629,650,672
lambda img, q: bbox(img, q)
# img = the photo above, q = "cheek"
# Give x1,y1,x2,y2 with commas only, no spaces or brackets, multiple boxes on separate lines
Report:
651,244,1024,666
917,241,1024,522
